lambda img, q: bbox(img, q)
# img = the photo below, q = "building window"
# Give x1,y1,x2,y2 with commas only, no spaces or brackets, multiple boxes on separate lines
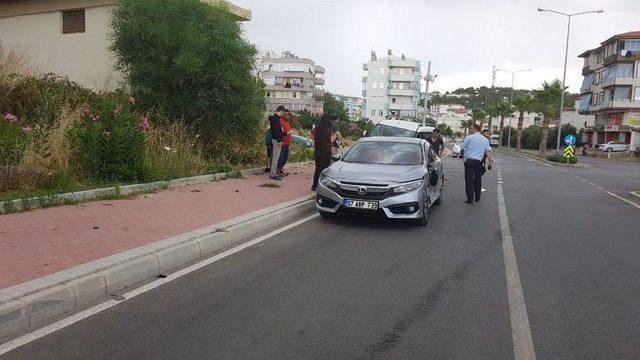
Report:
392,82,397,89
599,92,604,104
399,68,405,75
392,97,396,103
380,68,385,75
372,82,377,89
373,68,378,75
371,110,375,116
378,110,383,116
595,72,601,85
379,82,385,89
597,51,603,63
62,9,85,34
398,83,404,90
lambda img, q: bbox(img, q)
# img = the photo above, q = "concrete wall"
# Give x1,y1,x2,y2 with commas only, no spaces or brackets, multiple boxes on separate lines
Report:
0,5,125,91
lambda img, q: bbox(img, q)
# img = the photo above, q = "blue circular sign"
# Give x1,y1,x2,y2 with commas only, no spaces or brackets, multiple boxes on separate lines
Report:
564,134,576,146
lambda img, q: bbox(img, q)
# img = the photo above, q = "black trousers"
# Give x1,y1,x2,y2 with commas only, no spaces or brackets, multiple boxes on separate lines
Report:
464,159,483,201
313,151,332,189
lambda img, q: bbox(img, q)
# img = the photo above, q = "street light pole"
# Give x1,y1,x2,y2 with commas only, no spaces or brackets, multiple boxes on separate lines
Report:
538,7,604,151
422,61,437,126
496,68,531,148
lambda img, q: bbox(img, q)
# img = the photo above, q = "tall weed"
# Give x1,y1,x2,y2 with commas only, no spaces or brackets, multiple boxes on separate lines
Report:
145,122,206,180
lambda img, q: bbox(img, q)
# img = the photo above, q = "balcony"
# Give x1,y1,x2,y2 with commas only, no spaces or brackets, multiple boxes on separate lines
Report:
601,76,637,87
362,76,367,83
362,90,367,98
362,63,368,71
312,88,324,97
387,88,417,97
388,59,419,68
314,77,325,85
603,52,640,66
599,99,640,110
387,74,419,82
314,65,325,74
388,102,417,111
582,65,594,76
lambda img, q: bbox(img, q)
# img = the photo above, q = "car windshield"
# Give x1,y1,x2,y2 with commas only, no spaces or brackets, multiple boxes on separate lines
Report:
343,141,423,165
369,124,416,137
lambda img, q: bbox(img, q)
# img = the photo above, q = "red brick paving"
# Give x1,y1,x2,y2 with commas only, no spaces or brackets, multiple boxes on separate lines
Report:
0,165,314,289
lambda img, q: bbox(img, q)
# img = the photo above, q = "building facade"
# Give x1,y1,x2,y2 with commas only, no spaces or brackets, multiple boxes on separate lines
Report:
0,0,251,91
257,52,325,115
578,31,640,148
334,94,363,121
362,50,421,124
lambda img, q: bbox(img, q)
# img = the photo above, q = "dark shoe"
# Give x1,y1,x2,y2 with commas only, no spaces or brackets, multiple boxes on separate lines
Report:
311,186,317,191
270,175,283,181
475,197,480,202
264,168,270,173
465,199,473,204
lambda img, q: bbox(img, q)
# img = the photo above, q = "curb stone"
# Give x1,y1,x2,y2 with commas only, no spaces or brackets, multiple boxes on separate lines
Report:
0,161,313,214
0,194,315,339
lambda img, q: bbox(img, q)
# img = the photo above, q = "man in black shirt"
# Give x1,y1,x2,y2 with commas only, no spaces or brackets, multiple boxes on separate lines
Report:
268,106,286,180
426,128,445,158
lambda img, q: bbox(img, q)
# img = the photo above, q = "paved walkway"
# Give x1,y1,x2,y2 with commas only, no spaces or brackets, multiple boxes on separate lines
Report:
0,164,314,289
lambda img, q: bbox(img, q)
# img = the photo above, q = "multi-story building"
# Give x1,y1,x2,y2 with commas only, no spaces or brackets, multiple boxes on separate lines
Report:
578,31,640,148
0,0,250,91
334,94,363,121
257,52,325,115
362,50,421,124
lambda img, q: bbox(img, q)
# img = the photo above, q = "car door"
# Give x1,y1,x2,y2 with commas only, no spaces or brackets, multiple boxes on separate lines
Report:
425,144,443,203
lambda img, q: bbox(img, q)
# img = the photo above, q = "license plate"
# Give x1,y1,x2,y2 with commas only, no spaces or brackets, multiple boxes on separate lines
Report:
343,199,379,210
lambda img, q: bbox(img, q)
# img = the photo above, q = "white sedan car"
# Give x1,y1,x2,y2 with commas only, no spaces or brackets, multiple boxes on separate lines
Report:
451,141,463,158
599,141,629,152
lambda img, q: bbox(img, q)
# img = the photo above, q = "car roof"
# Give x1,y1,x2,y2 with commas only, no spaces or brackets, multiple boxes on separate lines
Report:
359,136,425,145
378,119,421,131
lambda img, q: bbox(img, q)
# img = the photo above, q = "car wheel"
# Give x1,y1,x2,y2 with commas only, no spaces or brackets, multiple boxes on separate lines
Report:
606,147,613,152
414,197,429,226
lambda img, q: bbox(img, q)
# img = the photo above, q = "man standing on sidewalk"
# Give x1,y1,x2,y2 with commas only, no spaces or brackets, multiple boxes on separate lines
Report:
269,106,286,180
461,124,492,203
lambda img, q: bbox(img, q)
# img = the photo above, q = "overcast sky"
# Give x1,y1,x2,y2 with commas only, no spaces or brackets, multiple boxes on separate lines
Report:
233,0,639,97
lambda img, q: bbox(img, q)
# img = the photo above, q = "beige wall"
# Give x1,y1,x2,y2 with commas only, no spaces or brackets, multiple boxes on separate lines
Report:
0,4,125,91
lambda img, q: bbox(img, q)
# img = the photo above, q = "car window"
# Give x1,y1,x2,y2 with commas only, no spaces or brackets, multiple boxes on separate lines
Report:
369,124,416,138
427,146,437,163
343,141,423,165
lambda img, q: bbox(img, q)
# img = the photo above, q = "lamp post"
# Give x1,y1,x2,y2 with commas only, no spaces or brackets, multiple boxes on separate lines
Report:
538,7,604,151
496,68,532,104
422,60,437,126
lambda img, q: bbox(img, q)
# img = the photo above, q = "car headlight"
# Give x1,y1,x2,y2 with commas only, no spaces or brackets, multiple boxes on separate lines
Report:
392,179,423,194
320,175,339,189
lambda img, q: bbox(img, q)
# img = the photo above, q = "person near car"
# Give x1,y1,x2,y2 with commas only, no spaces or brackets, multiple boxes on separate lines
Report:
277,111,293,176
461,124,493,204
264,127,273,173
426,128,445,158
311,114,335,191
268,106,287,180
330,115,343,158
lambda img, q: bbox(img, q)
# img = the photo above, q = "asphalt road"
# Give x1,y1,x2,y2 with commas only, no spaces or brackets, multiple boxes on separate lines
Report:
2,151,640,359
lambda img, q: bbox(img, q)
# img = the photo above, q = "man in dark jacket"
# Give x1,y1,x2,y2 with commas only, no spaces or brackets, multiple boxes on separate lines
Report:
269,106,287,180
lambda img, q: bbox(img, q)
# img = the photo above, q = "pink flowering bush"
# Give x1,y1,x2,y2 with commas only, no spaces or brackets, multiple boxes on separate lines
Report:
0,113,31,165
68,96,147,181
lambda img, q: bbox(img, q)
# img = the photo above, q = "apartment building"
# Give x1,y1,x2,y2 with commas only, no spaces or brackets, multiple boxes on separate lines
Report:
258,52,325,115
578,31,640,148
0,0,250,91
362,50,421,124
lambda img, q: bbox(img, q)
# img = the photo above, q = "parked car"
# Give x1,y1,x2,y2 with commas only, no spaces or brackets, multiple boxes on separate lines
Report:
598,141,629,152
490,134,500,147
292,134,313,147
315,137,444,226
452,141,463,158
363,119,435,140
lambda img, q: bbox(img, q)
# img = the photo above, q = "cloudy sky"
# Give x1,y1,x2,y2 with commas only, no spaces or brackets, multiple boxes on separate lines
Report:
233,0,639,97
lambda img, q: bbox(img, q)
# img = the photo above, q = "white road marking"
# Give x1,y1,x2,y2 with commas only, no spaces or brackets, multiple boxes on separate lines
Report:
581,179,587,182
604,191,640,210
589,182,595,186
0,213,319,356
496,167,537,360
597,187,604,191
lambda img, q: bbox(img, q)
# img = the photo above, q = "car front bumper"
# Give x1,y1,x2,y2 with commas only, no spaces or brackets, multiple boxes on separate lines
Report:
315,182,426,220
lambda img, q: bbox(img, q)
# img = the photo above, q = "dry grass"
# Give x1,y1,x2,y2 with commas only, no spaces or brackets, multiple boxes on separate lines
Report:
0,43,34,78
145,122,207,180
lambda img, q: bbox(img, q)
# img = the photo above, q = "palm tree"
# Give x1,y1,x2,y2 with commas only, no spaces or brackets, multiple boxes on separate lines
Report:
513,95,534,151
460,119,473,136
496,102,514,148
534,79,572,155
470,108,486,125
485,105,499,133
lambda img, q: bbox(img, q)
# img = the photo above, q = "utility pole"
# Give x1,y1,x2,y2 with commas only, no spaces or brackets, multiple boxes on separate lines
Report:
491,65,497,88
422,61,436,126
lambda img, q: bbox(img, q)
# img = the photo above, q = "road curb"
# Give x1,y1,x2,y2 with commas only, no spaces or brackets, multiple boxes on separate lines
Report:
499,149,587,168
0,194,315,338
0,161,314,214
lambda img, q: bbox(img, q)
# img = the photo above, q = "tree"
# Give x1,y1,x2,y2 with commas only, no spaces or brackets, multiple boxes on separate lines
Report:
323,92,349,121
460,119,474,136
436,123,453,137
298,110,319,130
485,105,499,133
470,108,486,125
513,95,534,151
533,79,572,155
110,0,265,155
496,101,514,148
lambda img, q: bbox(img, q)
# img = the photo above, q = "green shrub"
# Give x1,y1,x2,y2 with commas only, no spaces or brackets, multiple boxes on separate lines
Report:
110,0,265,155
634,146,640,158
288,143,314,163
144,122,206,180
0,114,30,165
68,96,147,182
546,153,577,164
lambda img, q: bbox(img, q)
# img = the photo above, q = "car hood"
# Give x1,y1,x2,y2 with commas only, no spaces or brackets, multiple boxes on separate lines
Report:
326,161,426,185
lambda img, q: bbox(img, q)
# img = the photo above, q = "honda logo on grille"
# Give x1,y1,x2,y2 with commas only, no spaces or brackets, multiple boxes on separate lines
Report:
357,186,368,195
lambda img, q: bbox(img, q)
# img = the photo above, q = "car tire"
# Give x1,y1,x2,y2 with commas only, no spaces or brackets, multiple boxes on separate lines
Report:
606,147,613,152
414,197,429,226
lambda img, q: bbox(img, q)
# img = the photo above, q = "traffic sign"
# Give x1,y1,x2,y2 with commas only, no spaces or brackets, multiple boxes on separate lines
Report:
564,145,575,158
564,134,576,146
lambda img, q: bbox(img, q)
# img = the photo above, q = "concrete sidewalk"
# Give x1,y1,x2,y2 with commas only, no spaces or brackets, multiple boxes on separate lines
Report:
0,164,314,290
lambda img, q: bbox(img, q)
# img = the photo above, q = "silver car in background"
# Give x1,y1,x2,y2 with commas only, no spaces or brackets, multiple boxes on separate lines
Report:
315,137,444,226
